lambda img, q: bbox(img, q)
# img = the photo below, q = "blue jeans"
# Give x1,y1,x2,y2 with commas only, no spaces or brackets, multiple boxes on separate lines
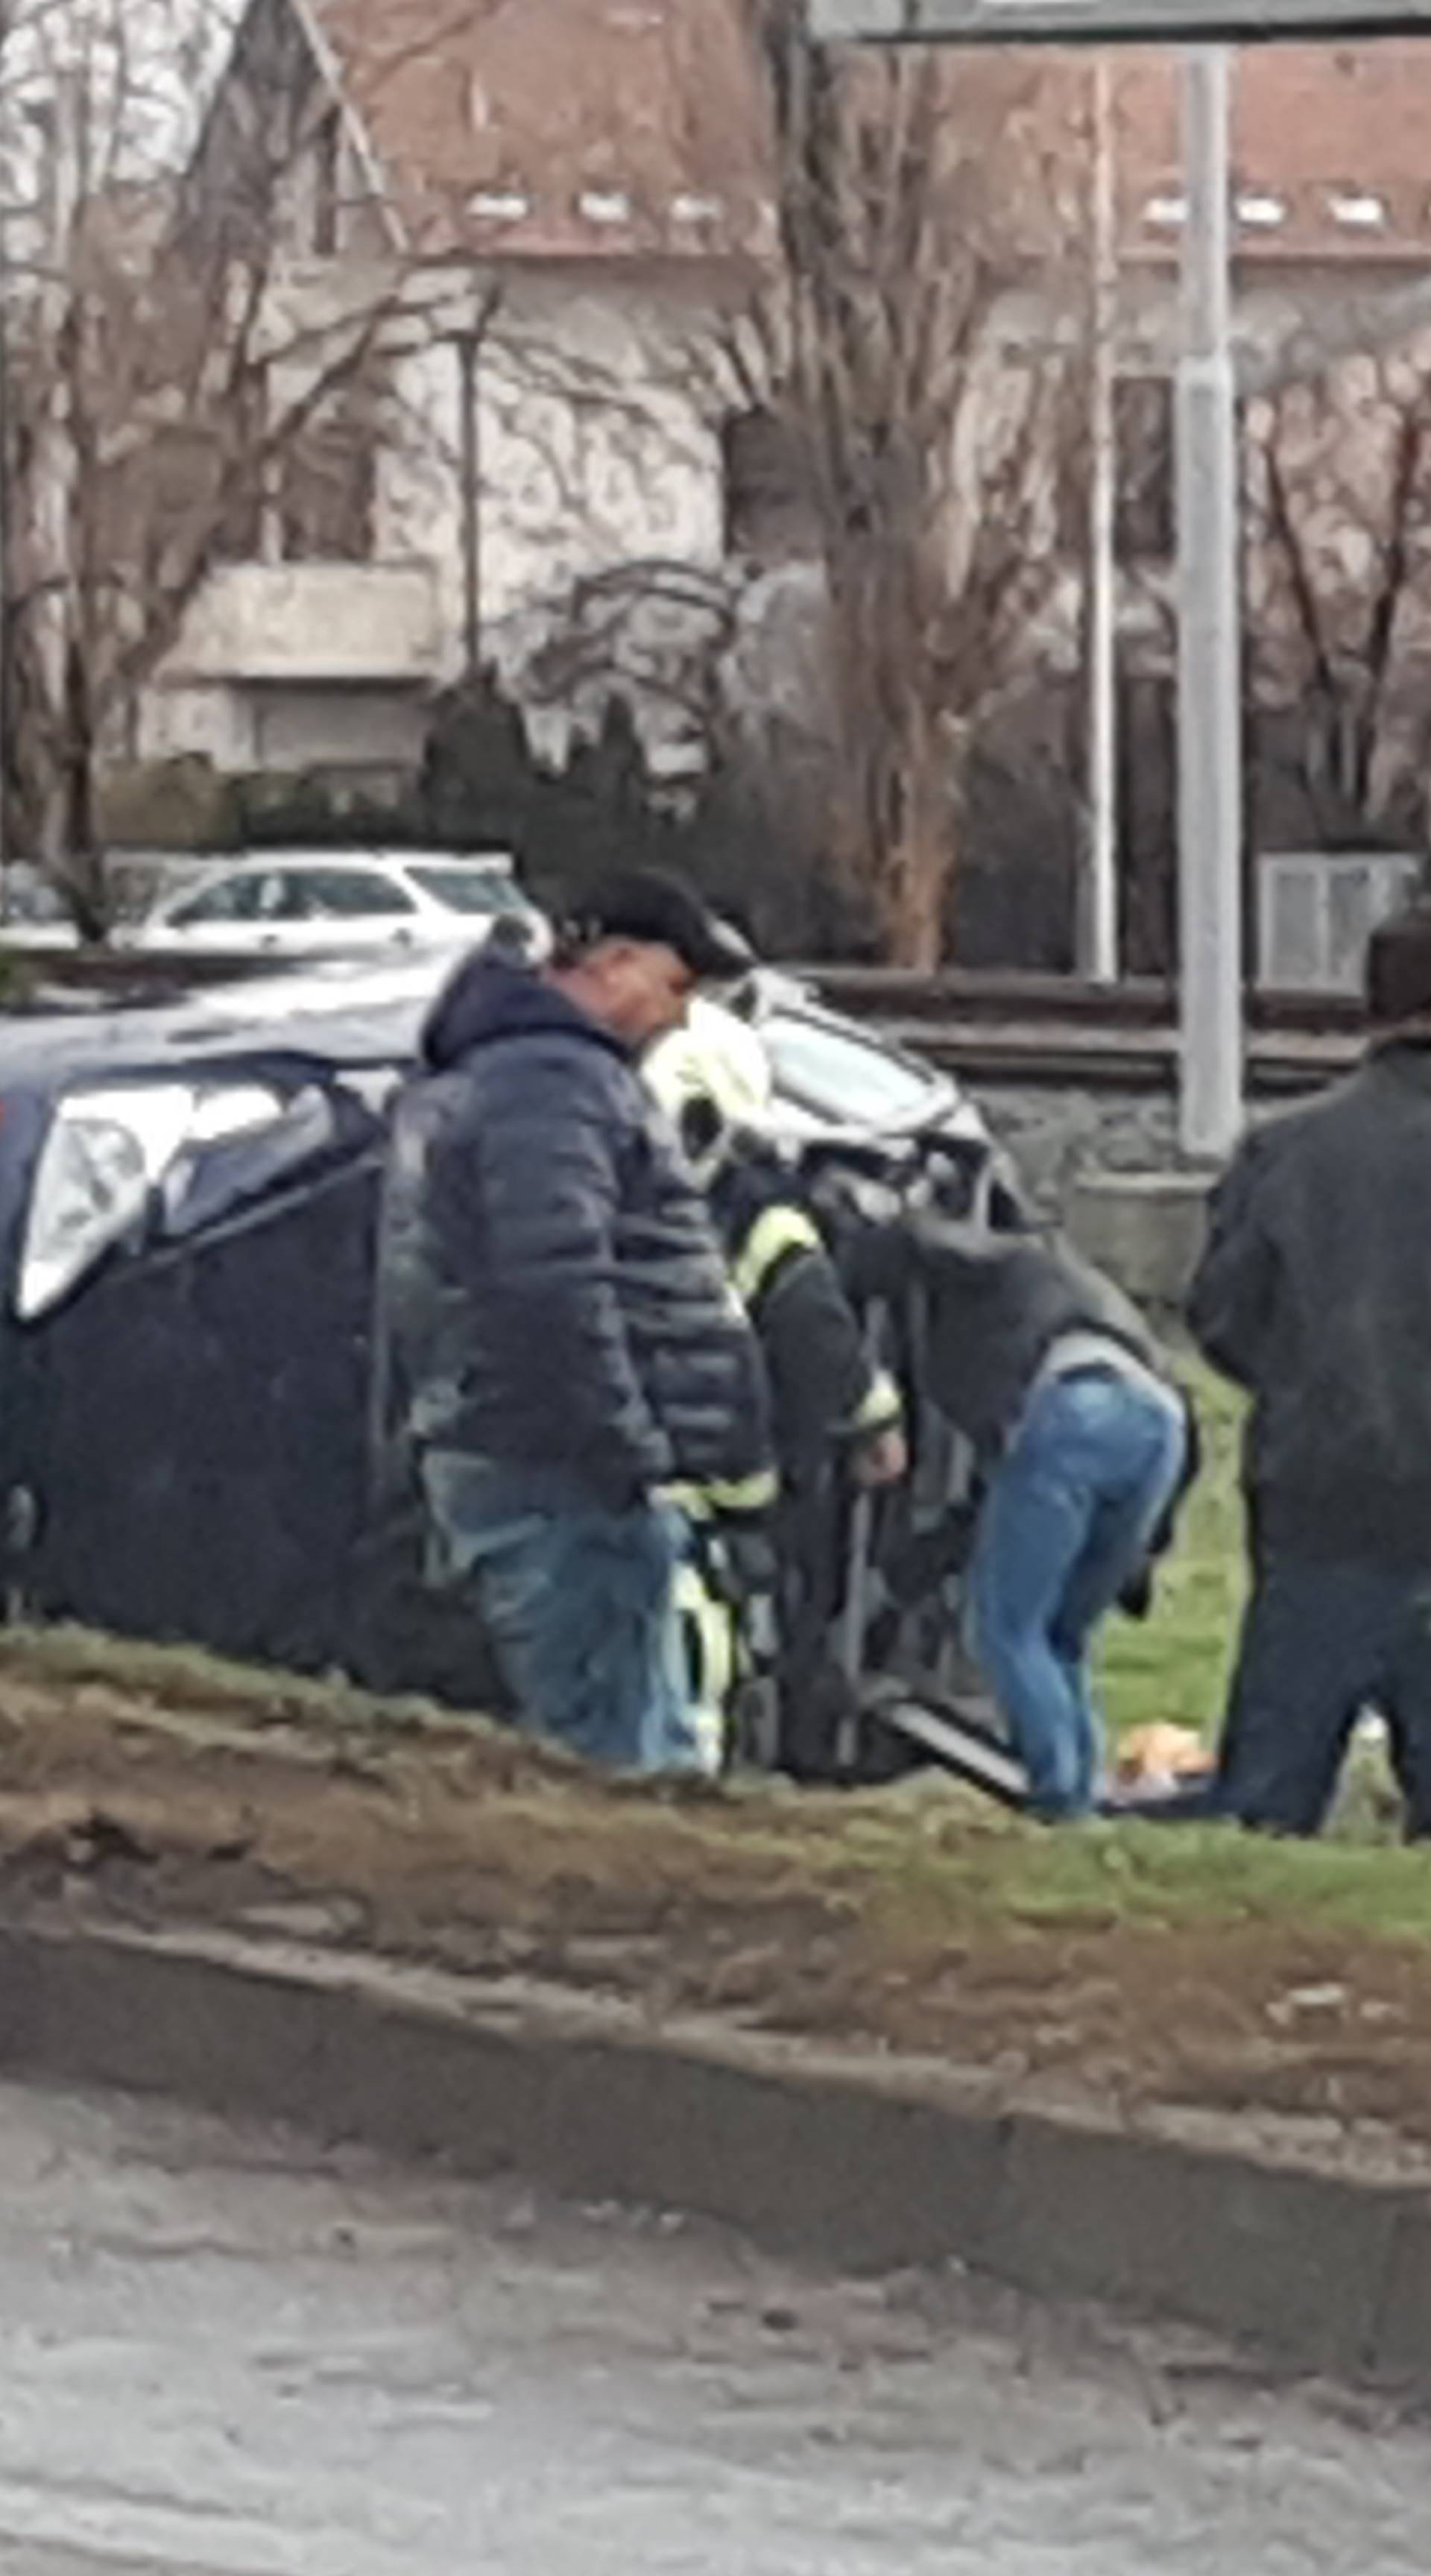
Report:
1219,1548,1431,1837
972,1370,1187,1819
421,1453,699,1774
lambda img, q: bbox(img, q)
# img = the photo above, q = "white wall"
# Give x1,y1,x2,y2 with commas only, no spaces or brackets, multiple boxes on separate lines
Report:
158,561,444,684
138,681,256,770
136,676,430,774
382,269,728,676
138,263,733,778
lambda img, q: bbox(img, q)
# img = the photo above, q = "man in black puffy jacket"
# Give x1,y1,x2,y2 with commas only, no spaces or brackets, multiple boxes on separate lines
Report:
1190,903,1431,1837
388,874,771,1773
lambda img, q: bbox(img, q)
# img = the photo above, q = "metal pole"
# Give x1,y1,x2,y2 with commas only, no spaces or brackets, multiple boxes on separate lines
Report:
1084,51,1119,984
0,128,8,885
1175,45,1243,1161
0,0,14,886
458,331,481,676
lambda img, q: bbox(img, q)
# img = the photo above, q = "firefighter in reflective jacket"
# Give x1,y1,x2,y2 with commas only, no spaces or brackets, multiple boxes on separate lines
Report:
646,1002,906,1768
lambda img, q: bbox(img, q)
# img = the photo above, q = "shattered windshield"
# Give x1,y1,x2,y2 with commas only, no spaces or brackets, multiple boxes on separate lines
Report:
760,1011,944,1130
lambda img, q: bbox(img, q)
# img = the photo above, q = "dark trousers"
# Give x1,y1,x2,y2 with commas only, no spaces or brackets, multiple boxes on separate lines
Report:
1219,1547,1431,1837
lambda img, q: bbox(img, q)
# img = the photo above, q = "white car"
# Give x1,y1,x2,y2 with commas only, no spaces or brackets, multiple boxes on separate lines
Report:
124,849,546,961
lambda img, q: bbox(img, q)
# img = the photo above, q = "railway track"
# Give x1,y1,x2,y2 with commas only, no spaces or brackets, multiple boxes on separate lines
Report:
6,948,1368,1093
812,966,1364,1093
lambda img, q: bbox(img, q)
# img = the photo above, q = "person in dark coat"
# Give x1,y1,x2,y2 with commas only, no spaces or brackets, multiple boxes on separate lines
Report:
914,1218,1189,1819
387,873,771,1773
1188,903,1431,1837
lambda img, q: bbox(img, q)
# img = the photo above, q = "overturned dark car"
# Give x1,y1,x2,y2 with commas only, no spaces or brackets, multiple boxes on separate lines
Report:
0,958,1005,1713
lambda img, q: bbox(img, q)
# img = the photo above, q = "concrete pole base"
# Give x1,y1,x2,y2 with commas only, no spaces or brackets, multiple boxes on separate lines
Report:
1065,1167,1215,1313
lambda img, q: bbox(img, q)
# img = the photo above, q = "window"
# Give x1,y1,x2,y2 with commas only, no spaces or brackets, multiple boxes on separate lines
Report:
312,110,341,257
139,422,262,568
170,874,271,927
721,408,818,563
294,868,416,920
279,388,379,562
112,425,256,572
405,865,531,918
1055,375,1176,564
1114,377,1175,564
171,871,320,926
760,1013,941,1130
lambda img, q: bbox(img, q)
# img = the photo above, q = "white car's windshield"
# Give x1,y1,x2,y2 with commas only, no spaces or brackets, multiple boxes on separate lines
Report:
761,1011,944,1129
407,866,531,918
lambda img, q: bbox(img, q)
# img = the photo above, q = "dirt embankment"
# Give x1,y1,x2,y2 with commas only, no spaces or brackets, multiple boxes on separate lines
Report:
0,1629,1429,2170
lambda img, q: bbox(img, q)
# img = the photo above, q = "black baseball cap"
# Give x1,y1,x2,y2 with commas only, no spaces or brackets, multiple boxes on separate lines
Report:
565,871,754,982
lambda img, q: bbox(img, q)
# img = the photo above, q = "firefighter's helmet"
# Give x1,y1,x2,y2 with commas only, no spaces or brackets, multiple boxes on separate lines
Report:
645,997,774,1181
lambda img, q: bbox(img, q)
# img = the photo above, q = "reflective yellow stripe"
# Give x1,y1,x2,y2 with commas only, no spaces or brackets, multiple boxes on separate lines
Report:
730,1205,821,1308
675,1562,736,1767
663,1468,777,1522
854,1370,903,1434
702,1468,779,1517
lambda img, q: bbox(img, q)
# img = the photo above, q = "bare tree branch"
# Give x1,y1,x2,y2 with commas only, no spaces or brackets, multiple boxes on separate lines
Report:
1,0,423,924
736,4,1080,964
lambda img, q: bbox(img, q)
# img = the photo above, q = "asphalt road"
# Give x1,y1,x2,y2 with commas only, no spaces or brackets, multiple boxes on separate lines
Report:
0,2079,1425,2575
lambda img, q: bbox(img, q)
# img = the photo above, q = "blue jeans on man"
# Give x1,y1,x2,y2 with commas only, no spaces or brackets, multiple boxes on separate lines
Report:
421,1452,700,1773
1218,1547,1431,1837
971,1367,1187,1819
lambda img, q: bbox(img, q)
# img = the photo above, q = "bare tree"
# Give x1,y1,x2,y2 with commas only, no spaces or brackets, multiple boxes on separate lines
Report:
1,0,416,929
734,7,1084,966
1244,345,1431,847
388,10,1087,965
